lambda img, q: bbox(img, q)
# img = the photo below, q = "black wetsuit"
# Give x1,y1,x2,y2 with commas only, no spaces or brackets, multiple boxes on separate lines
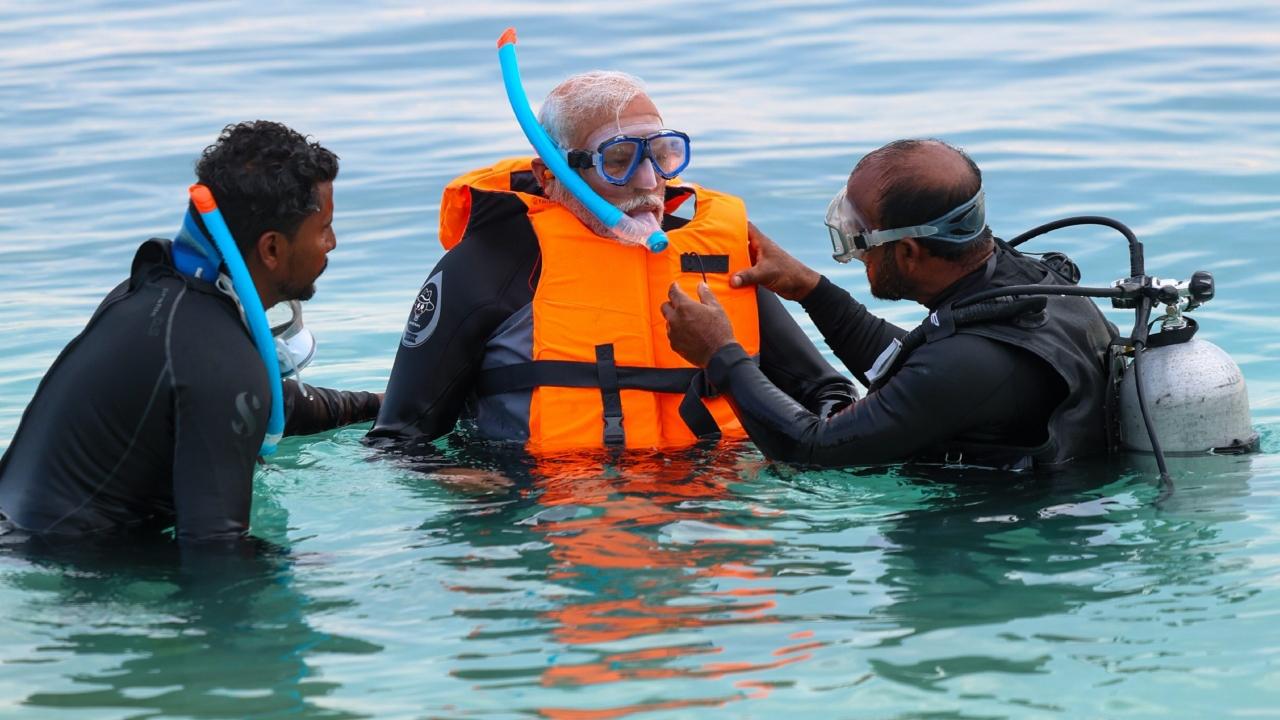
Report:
0,240,380,542
704,245,1115,469
369,195,853,446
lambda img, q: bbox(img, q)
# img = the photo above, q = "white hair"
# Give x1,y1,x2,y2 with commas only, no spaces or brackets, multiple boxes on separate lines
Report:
537,71,649,149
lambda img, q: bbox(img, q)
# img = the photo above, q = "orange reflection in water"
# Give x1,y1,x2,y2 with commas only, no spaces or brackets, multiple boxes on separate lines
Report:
517,452,824,718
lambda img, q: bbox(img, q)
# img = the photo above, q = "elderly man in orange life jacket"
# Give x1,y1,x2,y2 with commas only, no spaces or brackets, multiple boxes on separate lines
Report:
368,71,853,452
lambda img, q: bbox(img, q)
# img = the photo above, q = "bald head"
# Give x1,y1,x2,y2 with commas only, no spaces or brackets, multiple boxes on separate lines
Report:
849,139,991,262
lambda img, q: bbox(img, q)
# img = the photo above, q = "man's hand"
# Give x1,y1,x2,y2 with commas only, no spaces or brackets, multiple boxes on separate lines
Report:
661,282,737,368
731,222,822,301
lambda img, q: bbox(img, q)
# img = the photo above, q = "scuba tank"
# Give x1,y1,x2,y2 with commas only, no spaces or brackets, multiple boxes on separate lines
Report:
956,216,1257,489
1113,273,1257,454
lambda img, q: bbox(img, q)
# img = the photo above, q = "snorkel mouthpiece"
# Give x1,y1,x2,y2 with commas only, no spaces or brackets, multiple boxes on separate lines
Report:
188,184,285,455
497,28,668,253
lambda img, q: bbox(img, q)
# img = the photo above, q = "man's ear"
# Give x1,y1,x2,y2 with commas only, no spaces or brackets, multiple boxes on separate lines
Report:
531,158,554,190
898,237,923,268
254,231,289,272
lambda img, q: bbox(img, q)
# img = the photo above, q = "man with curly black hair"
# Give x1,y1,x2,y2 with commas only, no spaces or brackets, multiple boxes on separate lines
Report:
0,121,381,548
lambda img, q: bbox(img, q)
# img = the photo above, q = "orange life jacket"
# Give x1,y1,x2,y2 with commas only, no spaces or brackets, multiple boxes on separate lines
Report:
440,158,760,451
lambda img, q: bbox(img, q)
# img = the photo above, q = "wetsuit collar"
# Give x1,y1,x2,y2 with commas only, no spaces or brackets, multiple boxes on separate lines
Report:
172,203,222,281
925,249,999,311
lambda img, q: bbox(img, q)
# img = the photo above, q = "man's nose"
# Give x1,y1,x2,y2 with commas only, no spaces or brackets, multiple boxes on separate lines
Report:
628,157,659,191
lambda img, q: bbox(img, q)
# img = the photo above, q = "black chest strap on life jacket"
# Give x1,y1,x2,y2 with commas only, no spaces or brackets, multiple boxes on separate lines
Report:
474,346,727,445
594,344,626,446
866,295,1050,393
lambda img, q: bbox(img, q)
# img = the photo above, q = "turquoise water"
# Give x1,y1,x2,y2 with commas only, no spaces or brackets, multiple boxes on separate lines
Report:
2,1,1279,717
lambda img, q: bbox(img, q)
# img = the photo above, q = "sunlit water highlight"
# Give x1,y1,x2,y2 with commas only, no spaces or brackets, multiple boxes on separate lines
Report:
1,1,1278,717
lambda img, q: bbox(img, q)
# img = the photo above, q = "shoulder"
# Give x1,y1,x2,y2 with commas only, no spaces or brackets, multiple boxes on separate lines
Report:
911,333,1025,378
167,289,262,386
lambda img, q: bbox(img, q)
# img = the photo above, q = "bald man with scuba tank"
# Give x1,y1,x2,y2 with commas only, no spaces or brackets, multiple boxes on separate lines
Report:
663,139,1117,471
0,121,381,546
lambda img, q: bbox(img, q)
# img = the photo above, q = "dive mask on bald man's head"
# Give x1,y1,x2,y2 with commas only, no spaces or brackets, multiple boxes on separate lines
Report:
825,186,987,263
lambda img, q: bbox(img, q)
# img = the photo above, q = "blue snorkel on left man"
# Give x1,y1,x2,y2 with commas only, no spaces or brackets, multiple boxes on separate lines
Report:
0,121,382,548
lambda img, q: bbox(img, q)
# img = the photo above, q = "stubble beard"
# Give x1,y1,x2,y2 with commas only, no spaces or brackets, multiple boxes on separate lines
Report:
282,258,326,302
868,246,914,301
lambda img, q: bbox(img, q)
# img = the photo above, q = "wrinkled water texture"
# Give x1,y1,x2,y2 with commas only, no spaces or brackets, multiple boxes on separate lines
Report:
2,2,1279,718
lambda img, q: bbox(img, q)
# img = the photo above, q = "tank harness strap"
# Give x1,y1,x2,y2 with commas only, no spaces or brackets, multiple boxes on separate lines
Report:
594,344,625,446
1145,317,1198,349
867,295,1049,393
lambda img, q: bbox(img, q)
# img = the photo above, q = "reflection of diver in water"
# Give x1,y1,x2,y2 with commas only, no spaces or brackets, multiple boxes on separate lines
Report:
0,491,381,719
397,444,825,715
857,454,1259,700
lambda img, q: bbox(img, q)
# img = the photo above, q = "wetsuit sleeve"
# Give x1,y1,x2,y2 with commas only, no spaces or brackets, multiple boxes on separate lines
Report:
168,298,267,544
755,287,856,416
368,213,539,445
283,380,381,436
706,333,1041,466
799,276,907,385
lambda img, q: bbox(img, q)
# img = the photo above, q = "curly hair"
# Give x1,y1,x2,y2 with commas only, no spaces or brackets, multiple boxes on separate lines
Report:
194,121,339,256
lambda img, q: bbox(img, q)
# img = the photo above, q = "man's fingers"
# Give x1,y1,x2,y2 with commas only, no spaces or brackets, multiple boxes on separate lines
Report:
667,281,693,305
746,221,763,264
747,222,777,254
732,265,764,289
660,300,674,321
697,282,722,307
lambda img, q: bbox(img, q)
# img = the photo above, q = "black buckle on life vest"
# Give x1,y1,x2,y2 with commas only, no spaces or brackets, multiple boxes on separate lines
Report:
595,344,625,446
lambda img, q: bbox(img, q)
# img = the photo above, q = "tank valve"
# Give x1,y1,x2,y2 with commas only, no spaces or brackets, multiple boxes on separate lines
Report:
1187,270,1214,310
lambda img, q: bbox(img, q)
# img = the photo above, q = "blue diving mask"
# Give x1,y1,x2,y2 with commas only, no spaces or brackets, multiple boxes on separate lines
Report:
567,130,691,186
825,186,987,263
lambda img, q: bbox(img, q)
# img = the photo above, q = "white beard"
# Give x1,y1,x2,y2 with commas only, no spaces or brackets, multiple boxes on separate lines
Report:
545,181,664,246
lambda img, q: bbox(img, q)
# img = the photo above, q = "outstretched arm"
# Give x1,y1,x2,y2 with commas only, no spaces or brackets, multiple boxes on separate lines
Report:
705,335,1033,466
729,223,904,385
283,381,382,436
755,287,856,416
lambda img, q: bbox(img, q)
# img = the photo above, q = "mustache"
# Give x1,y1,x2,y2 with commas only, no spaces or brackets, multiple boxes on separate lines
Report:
617,195,664,214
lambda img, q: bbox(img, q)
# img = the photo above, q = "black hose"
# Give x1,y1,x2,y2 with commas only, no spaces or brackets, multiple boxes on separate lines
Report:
954,283,1124,308
1007,215,1144,278
1129,298,1175,499
982,214,1179,497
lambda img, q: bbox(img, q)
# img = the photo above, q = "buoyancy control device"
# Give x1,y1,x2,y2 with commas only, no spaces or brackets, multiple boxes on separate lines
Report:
974,216,1258,489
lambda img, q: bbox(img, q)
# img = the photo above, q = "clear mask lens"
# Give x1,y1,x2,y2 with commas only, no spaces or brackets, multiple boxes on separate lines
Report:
600,140,641,183
595,131,691,185
269,300,317,378
825,186,866,263
649,133,689,175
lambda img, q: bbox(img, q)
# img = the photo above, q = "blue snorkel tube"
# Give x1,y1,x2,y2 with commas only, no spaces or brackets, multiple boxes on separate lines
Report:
497,28,668,253
188,184,285,455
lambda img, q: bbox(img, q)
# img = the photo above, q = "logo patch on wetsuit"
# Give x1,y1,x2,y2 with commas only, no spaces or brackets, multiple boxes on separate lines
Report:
231,391,262,436
402,271,442,348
